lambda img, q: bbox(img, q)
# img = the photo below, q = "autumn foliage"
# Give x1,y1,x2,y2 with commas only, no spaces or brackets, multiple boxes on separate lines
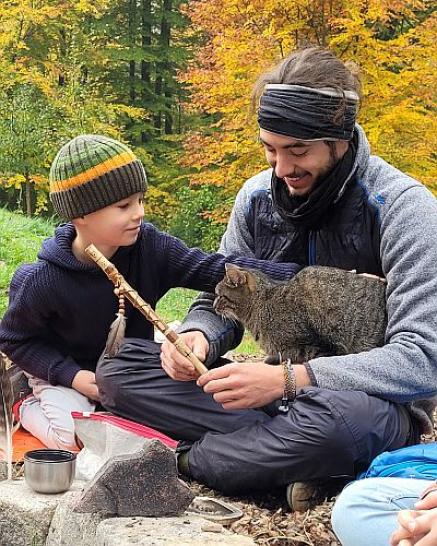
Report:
0,0,435,247
180,0,436,218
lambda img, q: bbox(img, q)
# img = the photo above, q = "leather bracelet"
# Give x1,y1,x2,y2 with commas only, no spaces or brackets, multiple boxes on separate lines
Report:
278,358,296,413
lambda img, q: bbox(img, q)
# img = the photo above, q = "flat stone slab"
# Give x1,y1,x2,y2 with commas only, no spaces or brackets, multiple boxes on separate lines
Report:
0,478,83,546
96,516,256,545
73,440,193,517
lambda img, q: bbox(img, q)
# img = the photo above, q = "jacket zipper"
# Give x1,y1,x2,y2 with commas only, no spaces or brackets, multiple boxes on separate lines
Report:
308,230,316,265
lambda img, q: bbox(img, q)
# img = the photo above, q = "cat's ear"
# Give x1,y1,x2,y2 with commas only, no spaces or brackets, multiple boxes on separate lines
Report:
224,264,256,291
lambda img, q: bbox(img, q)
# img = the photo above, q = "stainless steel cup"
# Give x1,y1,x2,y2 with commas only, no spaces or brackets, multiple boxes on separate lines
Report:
24,449,76,494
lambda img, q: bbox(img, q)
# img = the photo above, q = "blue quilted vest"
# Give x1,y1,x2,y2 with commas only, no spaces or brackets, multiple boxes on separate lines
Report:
245,177,383,275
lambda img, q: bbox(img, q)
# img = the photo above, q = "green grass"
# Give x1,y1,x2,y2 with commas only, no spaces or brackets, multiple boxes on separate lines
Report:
0,208,260,354
157,289,260,355
0,208,55,316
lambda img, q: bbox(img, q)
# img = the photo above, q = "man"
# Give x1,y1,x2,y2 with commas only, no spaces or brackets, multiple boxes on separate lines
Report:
98,47,437,510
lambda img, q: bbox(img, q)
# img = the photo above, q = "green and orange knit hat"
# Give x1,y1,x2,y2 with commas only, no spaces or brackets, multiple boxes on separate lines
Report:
49,135,147,220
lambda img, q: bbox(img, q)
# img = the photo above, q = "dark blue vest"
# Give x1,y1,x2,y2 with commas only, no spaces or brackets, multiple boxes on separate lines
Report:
245,179,383,275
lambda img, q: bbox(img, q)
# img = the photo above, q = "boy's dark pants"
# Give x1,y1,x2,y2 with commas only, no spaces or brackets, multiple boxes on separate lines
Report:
96,339,414,494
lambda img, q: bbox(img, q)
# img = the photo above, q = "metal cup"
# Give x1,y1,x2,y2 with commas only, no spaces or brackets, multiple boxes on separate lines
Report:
24,449,76,494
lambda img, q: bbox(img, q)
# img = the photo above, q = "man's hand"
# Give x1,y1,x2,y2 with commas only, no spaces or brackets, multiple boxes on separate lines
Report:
390,490,437,546
71,370,100,401
197,361,284,409
161,331,209,381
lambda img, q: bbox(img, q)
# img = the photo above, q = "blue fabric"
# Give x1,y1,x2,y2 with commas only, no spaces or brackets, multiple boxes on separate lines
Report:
359,443,437,480
241,171,383,276
332,477,431,546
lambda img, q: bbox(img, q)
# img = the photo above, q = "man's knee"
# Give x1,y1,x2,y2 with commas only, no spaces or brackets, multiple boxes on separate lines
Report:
292,388,360,459
95,362,123,411
295,387,407,466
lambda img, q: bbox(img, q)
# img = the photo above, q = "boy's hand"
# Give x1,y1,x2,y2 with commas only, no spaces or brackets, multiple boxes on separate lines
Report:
72,370,100,401
161,331,209,381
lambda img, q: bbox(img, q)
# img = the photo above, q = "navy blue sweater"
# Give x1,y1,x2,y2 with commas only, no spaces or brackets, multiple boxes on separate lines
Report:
0,223,300,387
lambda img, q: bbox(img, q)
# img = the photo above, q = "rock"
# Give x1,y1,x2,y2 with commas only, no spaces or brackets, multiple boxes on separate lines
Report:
73,440,194,517
95,516,256,545
46,490,107,546
200,521,224,533
0,478,81,546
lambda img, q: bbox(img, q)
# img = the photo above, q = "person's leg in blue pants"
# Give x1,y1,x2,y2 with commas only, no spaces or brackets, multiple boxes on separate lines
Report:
331,477,430,546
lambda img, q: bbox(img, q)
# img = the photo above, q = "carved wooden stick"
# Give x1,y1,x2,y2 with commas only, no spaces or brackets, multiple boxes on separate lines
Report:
85,244,208,376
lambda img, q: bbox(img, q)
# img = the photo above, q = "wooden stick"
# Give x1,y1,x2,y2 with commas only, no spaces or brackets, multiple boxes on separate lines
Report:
85,244,208,376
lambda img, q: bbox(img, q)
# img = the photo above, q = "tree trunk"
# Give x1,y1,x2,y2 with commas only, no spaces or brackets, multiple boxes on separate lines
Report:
24,176,33,216
154,0,172,133
129,0,137,104
141,0,152,142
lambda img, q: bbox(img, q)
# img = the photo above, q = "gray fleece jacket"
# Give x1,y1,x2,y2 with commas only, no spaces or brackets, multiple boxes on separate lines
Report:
180,125,437,434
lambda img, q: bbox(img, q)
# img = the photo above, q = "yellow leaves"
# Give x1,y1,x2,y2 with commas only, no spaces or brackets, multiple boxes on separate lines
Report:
2,174,26,189
181,0,436,202
0,174,48,190
143,185,178,227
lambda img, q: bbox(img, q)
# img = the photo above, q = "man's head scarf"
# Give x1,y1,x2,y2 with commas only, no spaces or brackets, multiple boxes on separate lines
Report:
258,84,359,141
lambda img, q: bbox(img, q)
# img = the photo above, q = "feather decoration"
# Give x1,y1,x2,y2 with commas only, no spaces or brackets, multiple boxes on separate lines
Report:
0,353,14,480
103,312,126,359
102,287,126,359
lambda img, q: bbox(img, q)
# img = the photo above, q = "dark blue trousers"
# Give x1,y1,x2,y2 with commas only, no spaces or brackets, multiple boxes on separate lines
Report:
96,339,414,494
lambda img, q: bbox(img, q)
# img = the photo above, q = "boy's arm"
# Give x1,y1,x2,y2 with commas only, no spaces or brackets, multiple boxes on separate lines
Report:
0,266,82,387
159,182,263,365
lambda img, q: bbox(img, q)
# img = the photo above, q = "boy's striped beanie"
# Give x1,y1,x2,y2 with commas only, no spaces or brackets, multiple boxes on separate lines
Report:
49,135,147,220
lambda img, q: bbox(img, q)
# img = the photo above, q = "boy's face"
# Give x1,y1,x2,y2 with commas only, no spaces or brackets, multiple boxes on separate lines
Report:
75,192,145,251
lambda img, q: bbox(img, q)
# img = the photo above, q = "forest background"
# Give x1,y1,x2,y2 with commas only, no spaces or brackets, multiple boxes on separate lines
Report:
0,0,435,252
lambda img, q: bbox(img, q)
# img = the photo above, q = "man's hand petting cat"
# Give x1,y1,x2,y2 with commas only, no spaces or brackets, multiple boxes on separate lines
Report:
161,331,209,381
197,361,309,409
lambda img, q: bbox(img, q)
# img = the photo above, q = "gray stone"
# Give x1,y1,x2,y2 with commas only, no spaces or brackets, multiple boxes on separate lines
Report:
46,490,107,546
200,521,224,533
73,440,194,517
0,478,82,546
95,516,256,545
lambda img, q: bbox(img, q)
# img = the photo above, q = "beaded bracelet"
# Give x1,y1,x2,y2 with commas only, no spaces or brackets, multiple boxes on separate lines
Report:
278,358,296,413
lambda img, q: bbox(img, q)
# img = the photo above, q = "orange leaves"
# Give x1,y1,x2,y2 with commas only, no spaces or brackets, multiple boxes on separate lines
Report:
180,0,436,203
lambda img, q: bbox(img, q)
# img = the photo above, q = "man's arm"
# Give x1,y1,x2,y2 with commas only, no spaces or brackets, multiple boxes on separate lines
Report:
307,181,437,403
176,175,265,365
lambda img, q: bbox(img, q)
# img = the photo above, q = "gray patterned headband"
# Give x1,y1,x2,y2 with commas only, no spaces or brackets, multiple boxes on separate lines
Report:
258,84,359,141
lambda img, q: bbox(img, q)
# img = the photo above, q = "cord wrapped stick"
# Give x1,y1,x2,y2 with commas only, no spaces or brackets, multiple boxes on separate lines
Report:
85,244,208,376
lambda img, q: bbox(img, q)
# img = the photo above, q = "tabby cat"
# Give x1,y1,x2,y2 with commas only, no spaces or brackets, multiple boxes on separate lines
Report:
214,264,387,362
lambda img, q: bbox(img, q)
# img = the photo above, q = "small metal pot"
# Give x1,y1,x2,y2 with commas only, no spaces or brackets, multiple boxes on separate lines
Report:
24,449,76,494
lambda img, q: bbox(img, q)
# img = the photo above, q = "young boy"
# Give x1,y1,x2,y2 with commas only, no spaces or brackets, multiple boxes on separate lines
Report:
0,134,300,451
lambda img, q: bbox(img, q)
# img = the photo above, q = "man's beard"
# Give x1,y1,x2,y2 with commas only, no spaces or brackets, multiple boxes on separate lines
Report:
286,155,338,198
